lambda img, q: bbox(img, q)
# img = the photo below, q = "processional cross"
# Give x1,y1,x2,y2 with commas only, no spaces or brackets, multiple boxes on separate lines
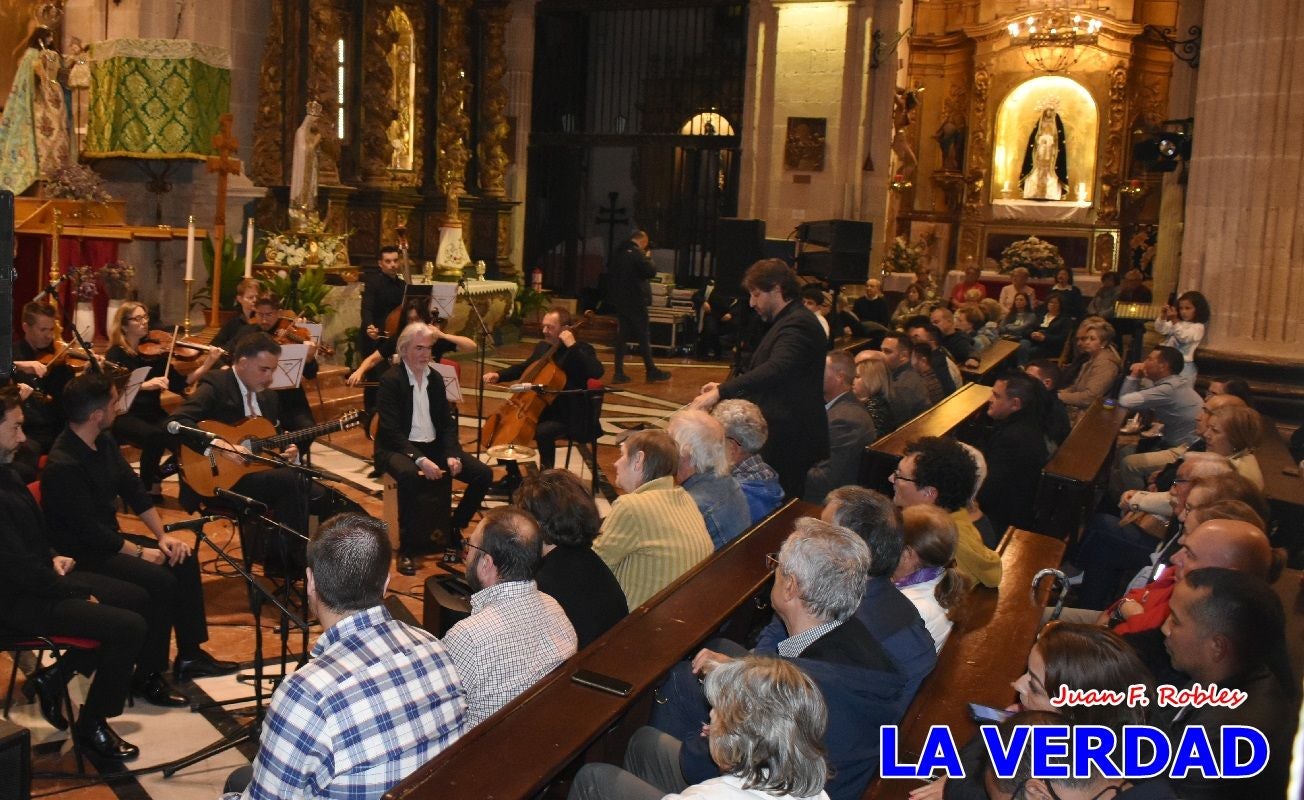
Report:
205,113,241,328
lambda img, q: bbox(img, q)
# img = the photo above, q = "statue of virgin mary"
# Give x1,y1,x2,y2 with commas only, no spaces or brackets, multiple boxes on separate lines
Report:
1020,104,1068,201
289,101,324,227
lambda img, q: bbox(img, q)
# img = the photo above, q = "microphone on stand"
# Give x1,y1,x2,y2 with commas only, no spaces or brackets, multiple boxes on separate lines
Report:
166,420,220,443
215,487,269,513
164,515,224,533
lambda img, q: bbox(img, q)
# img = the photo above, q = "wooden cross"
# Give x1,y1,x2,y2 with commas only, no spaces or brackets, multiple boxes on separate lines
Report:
205,113,241,327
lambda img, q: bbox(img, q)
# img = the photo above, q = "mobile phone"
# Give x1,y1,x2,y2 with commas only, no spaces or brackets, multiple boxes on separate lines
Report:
968,703,1012,724
571,669,634,697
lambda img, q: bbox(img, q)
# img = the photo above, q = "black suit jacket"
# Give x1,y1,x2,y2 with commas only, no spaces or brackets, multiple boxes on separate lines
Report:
169,367,283,435
373,362,460,468
977,409,1048,533
604,239,656,318
805,392,877,503
719,300,829,496
0,465,87,623
355,267,407,354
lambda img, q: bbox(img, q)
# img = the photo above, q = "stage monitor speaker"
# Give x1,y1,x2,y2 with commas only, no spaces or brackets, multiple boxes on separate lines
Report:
0,719,30,800
0,189,13,384
798,251,870,284
714,218,765,288
796,219,873,254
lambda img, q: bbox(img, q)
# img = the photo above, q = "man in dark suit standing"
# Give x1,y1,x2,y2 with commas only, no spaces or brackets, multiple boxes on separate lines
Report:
692,259,829,499
376,323,491,575
804,351,877,503
605,230,671,384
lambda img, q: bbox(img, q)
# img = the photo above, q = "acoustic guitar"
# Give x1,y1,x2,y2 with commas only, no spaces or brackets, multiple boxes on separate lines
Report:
179,410,361,497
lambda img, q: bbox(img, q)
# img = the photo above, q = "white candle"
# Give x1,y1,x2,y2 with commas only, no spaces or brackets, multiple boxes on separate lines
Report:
1078,182,1087,199
244,218,255,278
185,216,195,281
1003,181,1011,193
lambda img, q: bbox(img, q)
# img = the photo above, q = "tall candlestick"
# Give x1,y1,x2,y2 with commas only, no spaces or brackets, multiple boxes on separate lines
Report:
185,216,196,281
244,218,255,278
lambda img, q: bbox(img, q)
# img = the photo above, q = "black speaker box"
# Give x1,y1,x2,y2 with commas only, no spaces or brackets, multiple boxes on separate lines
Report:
1,189,13,383
797,219,874,254
0,719,30,800
798,251,870,284
714,218,765,288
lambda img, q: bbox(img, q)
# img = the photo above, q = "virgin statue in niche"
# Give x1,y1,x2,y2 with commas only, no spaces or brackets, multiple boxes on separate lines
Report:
1020,104,1068,200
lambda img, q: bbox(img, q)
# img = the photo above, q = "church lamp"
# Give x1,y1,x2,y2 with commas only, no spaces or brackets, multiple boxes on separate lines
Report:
1007,9,1102,73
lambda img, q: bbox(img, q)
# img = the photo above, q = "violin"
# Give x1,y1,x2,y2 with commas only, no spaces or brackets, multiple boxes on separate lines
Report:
270,312,335,356
37,339,92,367
136,331,223,362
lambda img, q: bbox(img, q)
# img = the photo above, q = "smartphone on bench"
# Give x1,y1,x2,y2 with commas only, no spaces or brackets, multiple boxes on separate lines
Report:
571,669,633,697
968,703,1012,724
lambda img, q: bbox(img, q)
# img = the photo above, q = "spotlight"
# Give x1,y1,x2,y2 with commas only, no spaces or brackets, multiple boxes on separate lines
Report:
1132,131,1191,173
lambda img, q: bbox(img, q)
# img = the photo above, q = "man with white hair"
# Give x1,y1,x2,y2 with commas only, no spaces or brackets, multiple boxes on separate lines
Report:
711,399,784,523
666,410,750,549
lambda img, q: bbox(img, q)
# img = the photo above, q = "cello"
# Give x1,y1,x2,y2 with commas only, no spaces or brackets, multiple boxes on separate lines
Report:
481,311,593,449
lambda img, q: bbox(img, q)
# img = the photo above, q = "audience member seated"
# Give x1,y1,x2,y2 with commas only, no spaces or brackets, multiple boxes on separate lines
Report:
443,506,577,727
854,277,892,328
998,267,1038,311
904,317,961,394
1206,376,1253,404
41,373,235,699
953,304,999,358
1085,270,1120,320
1203,404,1265,487
948,264,988,307
890,437,1002,588
1056,318,1122,423
852,357,895,436
226,514,467,798
374,322,492,575
1114,269,1153,362
568,655,832,800
1158,568,1295,799
958,443,998,549
649,519,905,800
514,469,628,648
668,409,751,548
593,429,713,608
977,373,1049,536
801,284,833,343
1117,345,1203,451
866,333,929,425
891,282,932,329
804,352,878,504
1046,267,1085,319
1115,391,1246,492
1023,359,1072,449
755,486,936,718
996,290,1037,340
711,399,784,524
0,387,148,761
893,506,969,652
1153,290,1210,379
930,307,975,363
910,341,948,406
1017,294,1071,364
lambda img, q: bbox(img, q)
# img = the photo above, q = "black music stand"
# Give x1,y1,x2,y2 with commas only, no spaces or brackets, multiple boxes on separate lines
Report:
525,385,622,496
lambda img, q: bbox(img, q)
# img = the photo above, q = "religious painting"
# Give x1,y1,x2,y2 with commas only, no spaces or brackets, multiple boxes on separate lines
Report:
784,117,826,172
983,229,1090,272
991,76,1098,204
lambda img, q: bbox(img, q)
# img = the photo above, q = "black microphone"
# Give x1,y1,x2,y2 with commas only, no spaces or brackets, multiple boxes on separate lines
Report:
33,273,71,302
215,487,269,513
166,420,220,443
163,515,223,533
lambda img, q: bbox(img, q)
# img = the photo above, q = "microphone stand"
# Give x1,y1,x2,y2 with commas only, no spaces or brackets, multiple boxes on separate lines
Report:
458,279,492,456
524,385,622,495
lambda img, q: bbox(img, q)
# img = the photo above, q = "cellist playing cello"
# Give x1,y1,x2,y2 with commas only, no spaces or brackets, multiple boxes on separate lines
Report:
481,306,603,496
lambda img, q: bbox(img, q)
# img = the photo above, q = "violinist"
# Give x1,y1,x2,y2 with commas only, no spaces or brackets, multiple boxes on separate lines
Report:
248,294,319,437
355,246,406,408
107,302,222,492
10,302,76,471
209,277,263,351
482,306,603,495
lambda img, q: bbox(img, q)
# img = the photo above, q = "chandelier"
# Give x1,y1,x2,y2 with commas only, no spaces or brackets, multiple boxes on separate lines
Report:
1008,8,1103,72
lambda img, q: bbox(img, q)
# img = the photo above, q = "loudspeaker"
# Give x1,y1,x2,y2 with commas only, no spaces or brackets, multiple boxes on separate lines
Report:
798,251,871,284
714,218,765,288
422,574,471,636
0,189,13,383
0,719,30,800
796,219,874,254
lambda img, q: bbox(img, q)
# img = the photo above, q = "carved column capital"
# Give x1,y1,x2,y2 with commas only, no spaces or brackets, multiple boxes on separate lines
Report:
438,0,474,199
477,3,513,198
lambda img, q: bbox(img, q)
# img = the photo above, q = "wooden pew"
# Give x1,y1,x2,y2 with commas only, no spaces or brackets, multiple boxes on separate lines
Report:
386,499,822,800
860,383,993,494
865,527,1067,800
1033,399,1127,541
960,339,1019,385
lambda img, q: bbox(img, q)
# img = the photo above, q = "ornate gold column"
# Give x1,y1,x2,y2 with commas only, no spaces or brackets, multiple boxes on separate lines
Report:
251,0,289,186
478,3,512,198
438,0,473,199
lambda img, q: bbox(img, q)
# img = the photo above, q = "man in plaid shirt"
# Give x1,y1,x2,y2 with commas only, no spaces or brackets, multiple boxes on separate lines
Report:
228,514,467,799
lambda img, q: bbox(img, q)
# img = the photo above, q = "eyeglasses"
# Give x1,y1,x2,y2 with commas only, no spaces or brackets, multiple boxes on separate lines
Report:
126,314,150,322
765,552,780,572
890,469,919,484
462,540,489,559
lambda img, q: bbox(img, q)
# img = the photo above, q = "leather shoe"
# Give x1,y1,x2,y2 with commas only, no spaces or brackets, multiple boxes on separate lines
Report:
173,649,238,680
397,554,417,576
610,373,632,385
74,716,139,761
133,672,188,707
23,663,72,730
648,369,672,382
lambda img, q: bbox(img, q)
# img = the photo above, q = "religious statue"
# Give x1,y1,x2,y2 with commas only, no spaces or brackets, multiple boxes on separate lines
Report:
289,100,324,228
890,88,920,180
0,23,70,194
1020,103,1068,201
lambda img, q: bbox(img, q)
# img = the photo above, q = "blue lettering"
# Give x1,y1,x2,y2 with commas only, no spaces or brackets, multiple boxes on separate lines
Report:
1030,725,1072,779
1071,725,1121,779
879,726,965,779
1122,726,1170,779
1221,726,1269,779
980,724,1029,780
1170,726,1219,779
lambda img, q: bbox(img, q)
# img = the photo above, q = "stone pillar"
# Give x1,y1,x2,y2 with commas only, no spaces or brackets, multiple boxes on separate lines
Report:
478,3,512,199
438,0,473,198
1179,0,1304,358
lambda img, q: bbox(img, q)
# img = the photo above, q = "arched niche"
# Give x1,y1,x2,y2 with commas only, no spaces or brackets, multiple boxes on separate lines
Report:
991,75,1098,201
679,112,734,137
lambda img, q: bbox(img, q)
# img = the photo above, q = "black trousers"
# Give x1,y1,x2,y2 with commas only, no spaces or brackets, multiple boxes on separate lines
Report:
112,409,175,486
384,442,492,555
613,311,659,376
79,533,210,674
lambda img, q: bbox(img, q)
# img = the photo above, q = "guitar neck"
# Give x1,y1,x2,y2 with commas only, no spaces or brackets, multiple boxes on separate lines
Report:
254,417,347,452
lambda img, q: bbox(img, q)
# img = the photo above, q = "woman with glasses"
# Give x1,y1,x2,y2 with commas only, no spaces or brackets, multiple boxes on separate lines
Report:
107,302,222,492
1056,318,1121,424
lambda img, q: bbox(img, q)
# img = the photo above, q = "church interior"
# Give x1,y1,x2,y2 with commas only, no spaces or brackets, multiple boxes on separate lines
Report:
0,0,1302,797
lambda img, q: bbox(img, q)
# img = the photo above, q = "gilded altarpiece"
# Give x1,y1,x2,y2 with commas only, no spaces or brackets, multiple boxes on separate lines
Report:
897,0,1179,276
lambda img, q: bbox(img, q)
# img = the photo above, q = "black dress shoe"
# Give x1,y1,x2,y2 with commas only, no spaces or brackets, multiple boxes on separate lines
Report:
173,650,239,680
397,554,417,576
610,373,632,385
23,663,72,730
74,716,140,761
648,369,672,382
133,672,188,707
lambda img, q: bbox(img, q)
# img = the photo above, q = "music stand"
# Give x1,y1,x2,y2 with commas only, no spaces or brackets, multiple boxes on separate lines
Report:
525,385,622,495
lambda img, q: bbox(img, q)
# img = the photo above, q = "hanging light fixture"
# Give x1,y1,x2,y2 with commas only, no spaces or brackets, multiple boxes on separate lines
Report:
1007,6,1103,73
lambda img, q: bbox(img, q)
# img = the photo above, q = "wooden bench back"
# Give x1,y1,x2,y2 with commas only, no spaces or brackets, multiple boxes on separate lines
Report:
1034,399,1126,540
860,383,993,493
960,339,1019,385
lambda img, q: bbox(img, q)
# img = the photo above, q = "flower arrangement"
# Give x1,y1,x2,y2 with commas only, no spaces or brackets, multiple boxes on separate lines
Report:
70,265,99,303
999,235,1064,278
44,163,111,203
264,217,350,269
880,236,928,274
99,260,135,300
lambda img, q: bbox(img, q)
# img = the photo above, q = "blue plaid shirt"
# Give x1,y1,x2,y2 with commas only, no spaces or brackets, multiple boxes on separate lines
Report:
244,604,467,799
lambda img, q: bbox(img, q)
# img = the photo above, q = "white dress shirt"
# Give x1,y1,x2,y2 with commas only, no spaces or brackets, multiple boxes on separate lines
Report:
405,363,436,443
